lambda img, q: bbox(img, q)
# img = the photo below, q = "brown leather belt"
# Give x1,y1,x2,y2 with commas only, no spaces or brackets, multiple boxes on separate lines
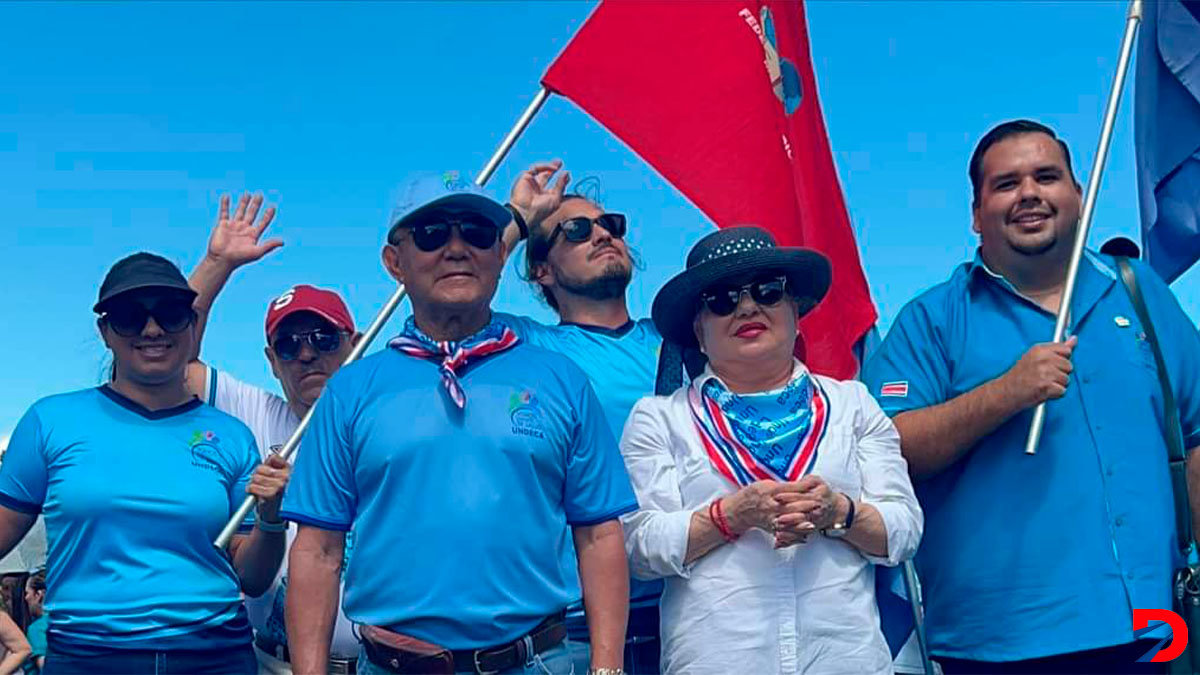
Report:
362,612,566,675
451,613,566,674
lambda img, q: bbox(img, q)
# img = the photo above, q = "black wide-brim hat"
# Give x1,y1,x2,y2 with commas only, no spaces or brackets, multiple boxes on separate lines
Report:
651,226,832,348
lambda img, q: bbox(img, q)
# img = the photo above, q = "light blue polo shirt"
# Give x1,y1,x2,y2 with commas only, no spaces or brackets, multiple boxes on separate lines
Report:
863,251,1200,662
0,387,259,652
280,339,638,650
497,313,665,606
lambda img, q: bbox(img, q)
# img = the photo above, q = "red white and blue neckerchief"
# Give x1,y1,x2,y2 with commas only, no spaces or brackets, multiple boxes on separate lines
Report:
388,315,520,409
688,366,829,487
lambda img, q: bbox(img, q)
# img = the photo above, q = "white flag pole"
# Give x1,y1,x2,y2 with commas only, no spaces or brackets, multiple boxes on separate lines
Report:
1025,0,1143,455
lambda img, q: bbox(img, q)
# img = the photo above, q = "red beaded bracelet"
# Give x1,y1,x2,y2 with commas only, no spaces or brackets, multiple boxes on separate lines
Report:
709,498,738,542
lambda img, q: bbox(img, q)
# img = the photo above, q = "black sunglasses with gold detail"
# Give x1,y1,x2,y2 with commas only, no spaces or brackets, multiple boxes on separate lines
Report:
699,276,789,316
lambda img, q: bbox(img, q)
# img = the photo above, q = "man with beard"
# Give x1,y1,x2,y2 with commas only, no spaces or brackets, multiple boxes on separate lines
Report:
863,120,1200,673
501,162,664,674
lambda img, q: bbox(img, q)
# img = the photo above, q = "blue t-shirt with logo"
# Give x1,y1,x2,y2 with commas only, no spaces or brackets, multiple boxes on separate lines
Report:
497,314,665,609
0,387,258,651
280,341,638,649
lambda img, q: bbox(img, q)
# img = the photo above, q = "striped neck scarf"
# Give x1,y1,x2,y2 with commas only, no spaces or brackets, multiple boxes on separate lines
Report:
688,364,829,486
388,315,520,409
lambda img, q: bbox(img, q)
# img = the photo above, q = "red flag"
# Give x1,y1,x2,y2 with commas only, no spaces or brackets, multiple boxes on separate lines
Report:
543,0,876,379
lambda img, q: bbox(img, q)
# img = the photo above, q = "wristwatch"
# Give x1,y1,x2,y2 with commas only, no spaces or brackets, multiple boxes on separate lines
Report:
821,493,856,539
588,669,624,675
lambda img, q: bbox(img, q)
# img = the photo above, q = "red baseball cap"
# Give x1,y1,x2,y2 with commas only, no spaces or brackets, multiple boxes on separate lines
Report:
264,285,355,340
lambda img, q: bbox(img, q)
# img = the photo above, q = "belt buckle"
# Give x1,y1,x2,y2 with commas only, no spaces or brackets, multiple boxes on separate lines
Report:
473,649,501,675
328,656,355,675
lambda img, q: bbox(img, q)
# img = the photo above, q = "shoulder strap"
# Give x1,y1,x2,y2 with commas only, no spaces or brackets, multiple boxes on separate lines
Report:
1115,257,1193,554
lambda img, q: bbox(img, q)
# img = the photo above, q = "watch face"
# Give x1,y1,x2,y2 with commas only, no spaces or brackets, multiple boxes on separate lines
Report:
823,525,849,539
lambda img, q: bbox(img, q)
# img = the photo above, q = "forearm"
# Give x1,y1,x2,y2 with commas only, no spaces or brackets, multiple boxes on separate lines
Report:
231,528,286,597
684,506,731,565
287,531,343,675
0,648,30,675
187,254,236,359
841,501,888,558
893,376,1024,479
574,521,628,670
0,624,30,675
1186,446,1200,544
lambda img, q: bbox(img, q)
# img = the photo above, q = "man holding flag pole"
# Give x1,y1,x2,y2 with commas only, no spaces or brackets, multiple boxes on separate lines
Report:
864,118,1200,672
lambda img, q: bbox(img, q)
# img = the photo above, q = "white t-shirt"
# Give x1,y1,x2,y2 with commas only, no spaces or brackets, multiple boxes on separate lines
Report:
203,367,359,659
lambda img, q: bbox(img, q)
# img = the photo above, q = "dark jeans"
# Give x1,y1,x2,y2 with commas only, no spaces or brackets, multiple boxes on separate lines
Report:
936,641,1168,674
43,643,257,675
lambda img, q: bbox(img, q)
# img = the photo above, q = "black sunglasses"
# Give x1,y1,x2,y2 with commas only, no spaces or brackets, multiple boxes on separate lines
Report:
272,329,343,361
700,276,789,316
102,301,196,337
547,213,628,248
396,212,500,252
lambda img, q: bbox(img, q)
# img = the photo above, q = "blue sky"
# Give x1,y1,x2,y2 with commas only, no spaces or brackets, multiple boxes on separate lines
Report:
2,0,1192,440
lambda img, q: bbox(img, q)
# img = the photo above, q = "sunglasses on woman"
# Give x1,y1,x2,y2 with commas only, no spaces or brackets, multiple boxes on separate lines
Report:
271,329,343,361
397,212,500,252
700,276,789,316
102,301,196,337
547,213,628,248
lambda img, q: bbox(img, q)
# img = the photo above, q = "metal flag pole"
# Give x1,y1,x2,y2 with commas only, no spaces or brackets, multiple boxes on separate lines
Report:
477,87,550,186
214,87,553,548
902,560,937,675
1024,0,1143,455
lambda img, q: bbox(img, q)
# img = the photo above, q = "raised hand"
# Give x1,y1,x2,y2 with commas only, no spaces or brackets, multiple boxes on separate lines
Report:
508,160,571,230
206,192,283,270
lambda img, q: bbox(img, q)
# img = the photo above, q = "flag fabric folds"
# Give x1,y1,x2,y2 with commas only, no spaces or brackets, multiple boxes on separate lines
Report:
1136,0,1200,282
542,0,876,379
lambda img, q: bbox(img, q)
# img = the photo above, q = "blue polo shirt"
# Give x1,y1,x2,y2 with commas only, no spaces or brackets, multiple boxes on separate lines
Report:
280,339,639,650
497,313,665,606
862,251,1200,662
0,387,259,652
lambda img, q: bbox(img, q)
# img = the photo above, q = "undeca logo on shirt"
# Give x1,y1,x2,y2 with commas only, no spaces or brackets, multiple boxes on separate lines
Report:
509,389,545,439
189,430,223,473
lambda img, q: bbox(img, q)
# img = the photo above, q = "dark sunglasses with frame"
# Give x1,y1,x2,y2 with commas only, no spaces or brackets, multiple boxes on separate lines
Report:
699,275,790,316
100,300,197,338
545,213,628,249
390,210,501,252
271,328,346,361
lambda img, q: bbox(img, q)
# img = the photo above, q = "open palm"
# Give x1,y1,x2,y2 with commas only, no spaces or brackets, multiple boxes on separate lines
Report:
207,192,283,268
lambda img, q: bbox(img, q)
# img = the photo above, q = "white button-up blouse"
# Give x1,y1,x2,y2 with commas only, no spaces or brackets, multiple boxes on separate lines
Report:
619,362,923,675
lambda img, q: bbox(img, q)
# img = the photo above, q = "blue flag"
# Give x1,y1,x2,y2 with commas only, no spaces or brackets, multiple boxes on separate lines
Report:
1136,0,1200,282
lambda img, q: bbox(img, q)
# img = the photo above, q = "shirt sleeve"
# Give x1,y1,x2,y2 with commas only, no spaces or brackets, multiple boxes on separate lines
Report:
851,382,923,567
618,398,696,581
563,375,639,527
1133,260,1200,448
0,406,48,515
280,383,357,531
27,618,47,658
861,298,953,417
